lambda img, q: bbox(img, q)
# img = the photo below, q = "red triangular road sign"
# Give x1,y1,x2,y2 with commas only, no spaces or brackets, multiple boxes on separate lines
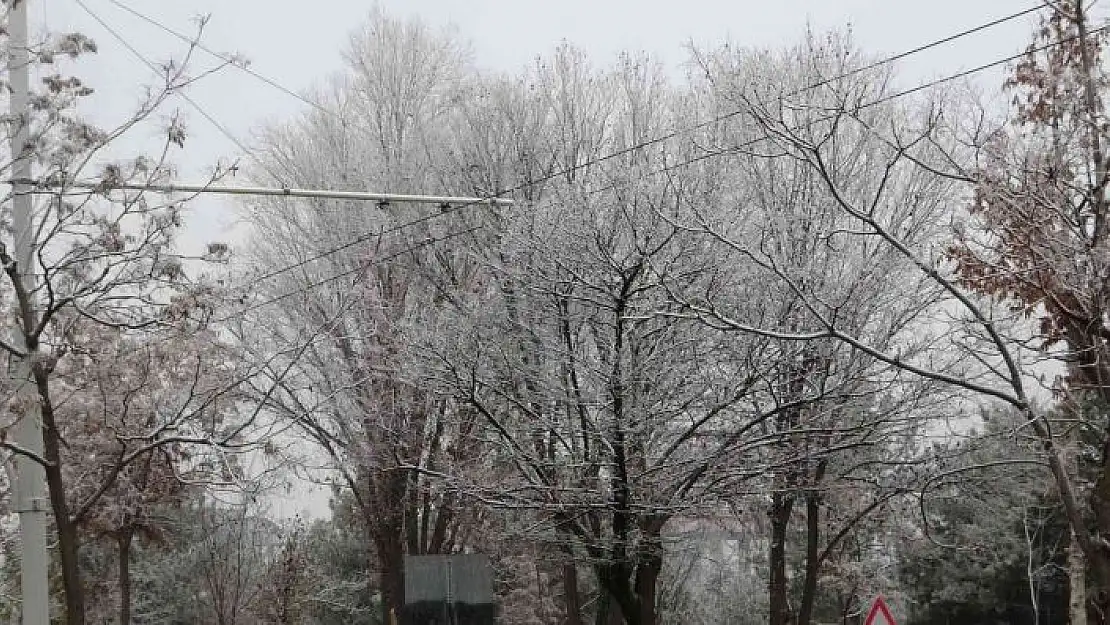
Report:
864,596,897,625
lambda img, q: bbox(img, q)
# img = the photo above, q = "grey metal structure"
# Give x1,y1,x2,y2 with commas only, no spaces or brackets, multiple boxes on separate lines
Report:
403,554,494,625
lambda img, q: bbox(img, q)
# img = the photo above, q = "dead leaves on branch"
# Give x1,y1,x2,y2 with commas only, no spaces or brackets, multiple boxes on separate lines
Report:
949,2,1110,356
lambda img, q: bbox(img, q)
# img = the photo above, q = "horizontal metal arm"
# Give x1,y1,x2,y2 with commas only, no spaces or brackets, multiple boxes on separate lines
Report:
14,178,515,206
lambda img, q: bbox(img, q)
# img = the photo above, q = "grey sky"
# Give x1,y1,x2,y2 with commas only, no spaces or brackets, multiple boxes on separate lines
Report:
36,0,1054,517
47,0,1042,180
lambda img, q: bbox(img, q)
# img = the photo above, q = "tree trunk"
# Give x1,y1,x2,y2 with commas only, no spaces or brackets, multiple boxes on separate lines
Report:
1070,530,1088,625
377,532,405,625
592,590,626,625
32,364,86,625
119,527,134,625
606,593,624,625
1060,330,1110,624
44,424,85,625
769,490,795,625
563,563,585,625
1088,422,1110,625
593,591,612,625
1082,543,1110,624
634,556,661,625
798,490,821,625
367,464,410,625
596,564,639,625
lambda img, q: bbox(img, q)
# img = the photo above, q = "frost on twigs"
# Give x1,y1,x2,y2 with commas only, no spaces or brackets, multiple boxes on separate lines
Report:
161,285,219,328
0,9,251,621
53,32,97,59
202,242,231,263
166,118,186,148
5,393,33,416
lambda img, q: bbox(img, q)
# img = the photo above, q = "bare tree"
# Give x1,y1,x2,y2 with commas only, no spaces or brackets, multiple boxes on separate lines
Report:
237,9,486,623
189,496,278,625
0,14,280,622
59,323,248,625
668,4,1110,623
430,45,885,625
652,31,960,625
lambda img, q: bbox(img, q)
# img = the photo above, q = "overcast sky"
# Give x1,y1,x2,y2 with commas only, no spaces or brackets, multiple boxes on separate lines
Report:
32,0,1061,518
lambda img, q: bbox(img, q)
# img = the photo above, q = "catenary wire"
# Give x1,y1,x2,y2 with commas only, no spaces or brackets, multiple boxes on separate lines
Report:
60,3,1070,327
583,21,1110,197
209,22,1096,328
73,0,290,184
103,0,1040,130
103,0,338,121
226,3,1054,294
208,225,484,325
135,225,483,347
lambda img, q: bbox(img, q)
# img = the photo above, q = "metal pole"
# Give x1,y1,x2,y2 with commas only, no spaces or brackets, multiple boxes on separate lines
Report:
34,179,514,206
9,0,50,622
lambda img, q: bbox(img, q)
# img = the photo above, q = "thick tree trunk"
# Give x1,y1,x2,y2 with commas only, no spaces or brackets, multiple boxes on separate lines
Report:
563,563,585,625
119,528,134,625
769,490,795,625
1087,377,1110,623
634,556,661,625
1070,531,1088,625
596,565,640,625
798,490,822,625
606,593,624,625
593,591,615,625
1087,554,1110,625
404,469,421,554
44,424,84,625
366,461,411,625
1089,404,1110,624
32,365,86,625
1061,330,1110,624
377,531,405,625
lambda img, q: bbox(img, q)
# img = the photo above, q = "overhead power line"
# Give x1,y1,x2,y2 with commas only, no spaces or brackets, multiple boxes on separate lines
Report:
73,0,289,184
130,225,482,349
210,225,484,325
827,4,1042,87
103,0,338,121
626,18,1110,187
208,10,1081,328
224,3,1050,293
99,1,1042,165
54,2,1058,329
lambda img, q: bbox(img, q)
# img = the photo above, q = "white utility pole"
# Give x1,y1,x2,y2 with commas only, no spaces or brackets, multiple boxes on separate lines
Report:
9,0,50,622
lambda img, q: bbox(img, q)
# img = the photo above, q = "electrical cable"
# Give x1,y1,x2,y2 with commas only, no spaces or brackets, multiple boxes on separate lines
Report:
586,20,1109,197
131,224,482,348
103,0,1040,134
214,19,1090,328
73,0,290,184
210,225,483,325
103,0,338,121
230,4,1054,293
66,3,1074,327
